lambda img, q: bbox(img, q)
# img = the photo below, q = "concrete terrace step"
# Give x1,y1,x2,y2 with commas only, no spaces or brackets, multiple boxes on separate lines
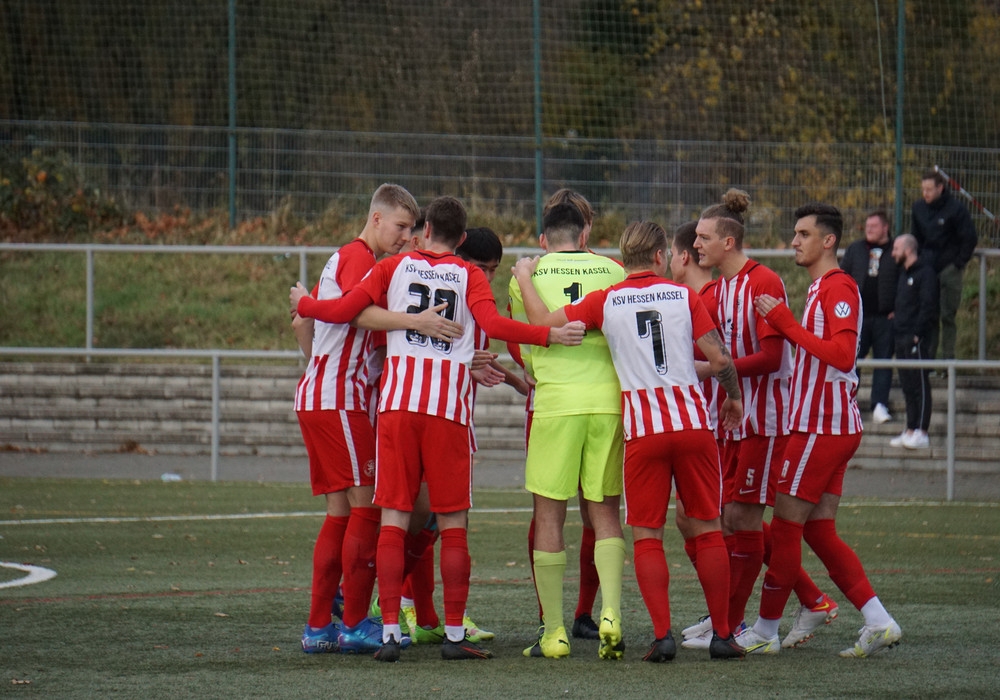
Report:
1,362,998,474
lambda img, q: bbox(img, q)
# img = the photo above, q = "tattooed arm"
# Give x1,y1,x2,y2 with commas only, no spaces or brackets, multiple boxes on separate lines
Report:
696,328,744,431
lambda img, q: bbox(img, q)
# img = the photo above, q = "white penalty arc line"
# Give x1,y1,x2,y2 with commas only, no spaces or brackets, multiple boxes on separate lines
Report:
0,562,57,589
0,499,995,527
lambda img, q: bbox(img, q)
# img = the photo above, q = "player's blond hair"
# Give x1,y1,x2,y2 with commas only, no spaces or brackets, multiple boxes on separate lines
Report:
369,183,420,219
620,220,667,269
700,188,751,248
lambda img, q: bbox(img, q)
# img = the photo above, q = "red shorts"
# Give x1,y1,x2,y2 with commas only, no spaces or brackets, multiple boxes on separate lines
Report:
297,409,376,496
777,432,863,504
374,410,473,514
624,430,723,529
723,434,787,507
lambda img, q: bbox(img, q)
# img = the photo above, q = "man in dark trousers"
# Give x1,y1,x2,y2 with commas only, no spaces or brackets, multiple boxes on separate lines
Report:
841,210,899,425
910,169,977,362
888,234,938,450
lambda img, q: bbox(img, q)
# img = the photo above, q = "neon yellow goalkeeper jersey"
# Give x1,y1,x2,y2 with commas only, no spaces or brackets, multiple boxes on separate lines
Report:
508,251,625,417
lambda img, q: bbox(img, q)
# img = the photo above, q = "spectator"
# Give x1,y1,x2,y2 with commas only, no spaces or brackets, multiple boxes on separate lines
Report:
910,168,977,362
840,210,899,424
889,234,938,450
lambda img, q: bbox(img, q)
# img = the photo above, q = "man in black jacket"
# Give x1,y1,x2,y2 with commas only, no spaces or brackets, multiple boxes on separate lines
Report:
841,210,899,424
910,169,977,361
889,234,938,450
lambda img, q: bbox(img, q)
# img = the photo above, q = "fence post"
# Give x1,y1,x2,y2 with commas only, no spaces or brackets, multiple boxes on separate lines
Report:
86,247,94,362
979,252,987,360
211,353,220,482
946,363,956,501
227,0,237,229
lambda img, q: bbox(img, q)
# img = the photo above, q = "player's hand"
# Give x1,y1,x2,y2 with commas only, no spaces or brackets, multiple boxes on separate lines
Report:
512,256,540,281
523,371,536,388
471,349,497,370
411,301,464,342
719,397,743,432
548,320,586,346
753,293,781,317
289,282,310,315
471,363,505,387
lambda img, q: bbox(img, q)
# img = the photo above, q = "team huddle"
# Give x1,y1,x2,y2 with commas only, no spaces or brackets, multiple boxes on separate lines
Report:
288,183,902,663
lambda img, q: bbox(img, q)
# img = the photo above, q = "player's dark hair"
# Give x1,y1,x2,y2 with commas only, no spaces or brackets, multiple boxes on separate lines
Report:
543,188,594,225
413,207,427,232
542,203,586,247
794,202,844,247
620,221,667,269
457,227,503,263
672,220,700,263
425,196,467,247
699,188,750,248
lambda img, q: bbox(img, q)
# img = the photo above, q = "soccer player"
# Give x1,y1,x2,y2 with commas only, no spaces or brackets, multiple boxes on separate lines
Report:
515,189,606,641
513,220,746,661
737,203,903,657
508,202,627,660
293,183,429,653
396,226,516,646
293,196,586,661
684,189,838,650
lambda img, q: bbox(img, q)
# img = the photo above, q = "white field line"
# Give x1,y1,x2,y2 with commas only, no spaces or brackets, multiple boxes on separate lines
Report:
0,500,995,528
0,562,57,589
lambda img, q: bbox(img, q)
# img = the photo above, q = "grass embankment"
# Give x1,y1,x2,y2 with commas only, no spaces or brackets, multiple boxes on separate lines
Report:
1,208,997,357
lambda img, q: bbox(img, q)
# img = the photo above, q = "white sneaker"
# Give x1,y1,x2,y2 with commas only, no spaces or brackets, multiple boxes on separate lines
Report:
781,594,839,648
680,628,712,650
681,615,712,639
872,403,892,424
735,626,779,655
889,431,910,448
902,430,929,449
839,619,902,658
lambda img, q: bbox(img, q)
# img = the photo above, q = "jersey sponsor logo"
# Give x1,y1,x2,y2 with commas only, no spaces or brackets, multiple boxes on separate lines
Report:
834,301,851,318
610,290,684,306
533,266,614,277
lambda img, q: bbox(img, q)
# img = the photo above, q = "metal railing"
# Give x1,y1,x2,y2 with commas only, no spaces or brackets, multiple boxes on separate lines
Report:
0,347,997,500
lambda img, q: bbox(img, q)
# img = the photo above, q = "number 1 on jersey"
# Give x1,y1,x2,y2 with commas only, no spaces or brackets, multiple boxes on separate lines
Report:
636,310,667,375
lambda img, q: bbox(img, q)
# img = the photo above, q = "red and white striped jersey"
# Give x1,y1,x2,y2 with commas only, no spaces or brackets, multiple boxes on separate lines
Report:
294,238,376,412
355,250,549,426
564,272,716,440
713,260,793,439
787,269,863,435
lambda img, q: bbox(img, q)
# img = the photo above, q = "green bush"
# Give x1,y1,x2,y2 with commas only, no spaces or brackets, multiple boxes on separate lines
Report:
0,148,123,241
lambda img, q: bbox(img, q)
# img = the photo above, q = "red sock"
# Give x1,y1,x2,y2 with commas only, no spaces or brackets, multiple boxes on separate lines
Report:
633,538,671,638
727,529,764,632
759,517,804,620
763,520,823,607
803,519,876,611
528,518,542,621
439,528,470,628
693,531,730,639
375,525,406,626
403,527,439,579
340,507,380,627
574,526,598,619
683,537,698,568
307,514,349,629
410,542,439,628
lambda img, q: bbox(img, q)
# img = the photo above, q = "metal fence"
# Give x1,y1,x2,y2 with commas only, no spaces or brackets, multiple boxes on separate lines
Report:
3,120,999,245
